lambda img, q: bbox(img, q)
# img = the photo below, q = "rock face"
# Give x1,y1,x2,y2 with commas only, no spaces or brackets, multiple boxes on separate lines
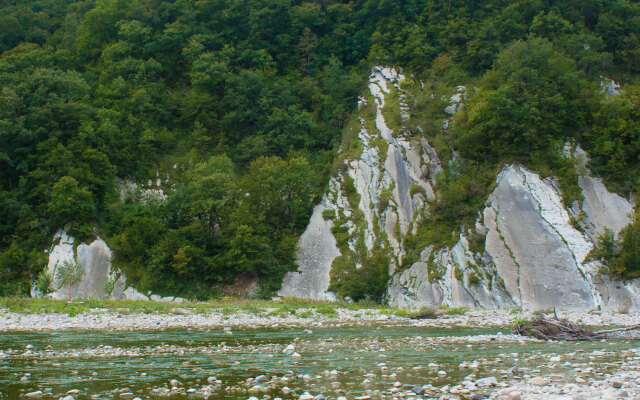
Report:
35,178,188,301
579,175,634,239
278,200,341,300
43,231,117,300
279,67,440,299
389,164,637,311
283,66,639,310
38,230,181,302
482,165,594,310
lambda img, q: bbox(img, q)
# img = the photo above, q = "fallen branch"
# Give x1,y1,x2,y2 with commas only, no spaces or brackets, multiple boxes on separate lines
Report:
593,324,640,336
512,315,640,341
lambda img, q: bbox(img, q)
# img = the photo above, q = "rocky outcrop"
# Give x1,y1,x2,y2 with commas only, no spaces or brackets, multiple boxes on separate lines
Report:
482,165,594,310
283,66,639,310
35,176,188,302
579,175,634,240
38,230,184,302
41,231,116,300
279,67,440,299
389,164,638,311
278,200,340,300
387,241,516,309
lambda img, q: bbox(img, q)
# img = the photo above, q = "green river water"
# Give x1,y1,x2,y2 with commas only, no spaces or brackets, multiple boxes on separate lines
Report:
1,325,638,399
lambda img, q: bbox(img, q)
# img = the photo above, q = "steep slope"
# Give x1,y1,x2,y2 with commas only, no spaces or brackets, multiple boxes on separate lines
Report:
279,67,441,300
281,67,639,311
390,164,638,311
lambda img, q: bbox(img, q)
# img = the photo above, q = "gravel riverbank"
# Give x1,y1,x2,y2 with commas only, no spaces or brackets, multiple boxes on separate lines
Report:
1,307,639,332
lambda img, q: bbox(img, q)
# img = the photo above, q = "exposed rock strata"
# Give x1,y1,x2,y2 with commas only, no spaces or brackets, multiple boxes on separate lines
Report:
389,164,637,310
284,66,639,310
280,67,439,299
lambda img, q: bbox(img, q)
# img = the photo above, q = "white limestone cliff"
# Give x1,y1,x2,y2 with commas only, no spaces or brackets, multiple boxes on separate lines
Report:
283,67,639,310
279,67,440,299
278,200,341,301
37,230,183,302
388,163,638,311
388,164,637,311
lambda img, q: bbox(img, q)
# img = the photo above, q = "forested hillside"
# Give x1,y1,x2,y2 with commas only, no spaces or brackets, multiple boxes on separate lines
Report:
1,0,639,299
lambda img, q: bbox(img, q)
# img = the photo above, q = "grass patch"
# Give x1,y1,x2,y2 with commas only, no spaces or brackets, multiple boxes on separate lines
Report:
381,86,402,135
315,304,338,318
322,209,336,220
362,93,378,137
297,309,314,318
394,308,408,317
0,296,405,318
454,266,463,281
442,306,469,315
407,306,439,319
409,183,427,198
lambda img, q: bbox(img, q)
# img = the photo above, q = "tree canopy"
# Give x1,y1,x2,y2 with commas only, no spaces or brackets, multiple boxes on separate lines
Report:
2,0,640,297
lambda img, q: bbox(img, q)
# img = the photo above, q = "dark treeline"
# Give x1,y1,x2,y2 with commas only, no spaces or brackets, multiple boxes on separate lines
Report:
1,0,639,298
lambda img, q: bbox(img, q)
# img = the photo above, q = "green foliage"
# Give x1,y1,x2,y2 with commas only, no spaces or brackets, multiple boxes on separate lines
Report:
393,308,408,317
297,309,314,318
583,87,640,196
511,316,528,328
407,306,438,319
468,271,481,285
34,270,53,297
377,187,393,211
456,38,591,165
0,295,398,315
329,243,391,304
381,86,402,134
498,278,507,290
409,183,427,198
590,214,640,279
47,177,96,237
315,304,338,318
322,209,336,220
111,154,317,298
468,230,487,254
426,255,445,283
342,174,361,210
55,260,83,299
403,162,498,267
102,279,116,298
454,266,463,282
569,212,585,233
443,307,469,316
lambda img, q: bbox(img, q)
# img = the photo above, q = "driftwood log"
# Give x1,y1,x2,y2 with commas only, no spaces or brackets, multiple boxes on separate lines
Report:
512,315,640,341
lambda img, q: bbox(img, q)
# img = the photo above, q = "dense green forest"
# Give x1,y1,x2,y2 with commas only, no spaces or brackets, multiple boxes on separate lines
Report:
1,0,639,298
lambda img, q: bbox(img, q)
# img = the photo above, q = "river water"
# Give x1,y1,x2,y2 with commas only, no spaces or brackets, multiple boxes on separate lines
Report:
1,325,638,399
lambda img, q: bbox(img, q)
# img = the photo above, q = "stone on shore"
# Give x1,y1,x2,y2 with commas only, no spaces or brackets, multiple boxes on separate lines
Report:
528,377,548,386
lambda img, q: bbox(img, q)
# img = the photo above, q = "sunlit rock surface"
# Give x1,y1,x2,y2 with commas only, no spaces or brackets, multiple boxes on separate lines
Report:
579,175,634,240
42,231,118,300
